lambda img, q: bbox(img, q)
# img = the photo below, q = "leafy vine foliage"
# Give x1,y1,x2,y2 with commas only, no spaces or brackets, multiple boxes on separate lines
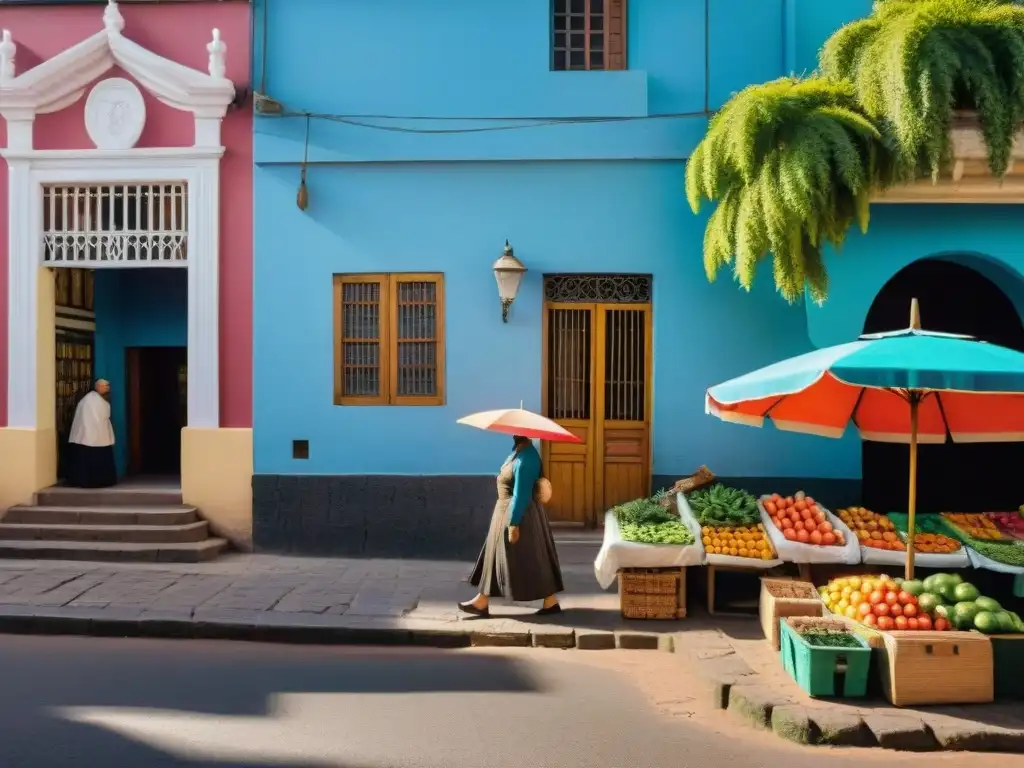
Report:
688,0,1024,303
685,78,903,303
822,0,1024,179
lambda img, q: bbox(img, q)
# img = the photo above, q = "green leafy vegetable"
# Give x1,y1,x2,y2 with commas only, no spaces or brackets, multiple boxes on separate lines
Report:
619,520,696,546
688,484,760,527
614,491,695,546
799,631,863,649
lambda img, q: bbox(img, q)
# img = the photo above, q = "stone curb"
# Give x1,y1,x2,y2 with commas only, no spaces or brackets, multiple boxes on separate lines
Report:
0,609,669,653
694,654,1024,753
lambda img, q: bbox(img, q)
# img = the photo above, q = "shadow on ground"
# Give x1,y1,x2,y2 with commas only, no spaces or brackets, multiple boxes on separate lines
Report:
0,636,543,767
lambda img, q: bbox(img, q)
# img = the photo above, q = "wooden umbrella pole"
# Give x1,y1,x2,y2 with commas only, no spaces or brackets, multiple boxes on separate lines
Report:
906,395,920,580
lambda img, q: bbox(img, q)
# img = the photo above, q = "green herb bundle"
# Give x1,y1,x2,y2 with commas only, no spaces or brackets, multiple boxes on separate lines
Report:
688,484,759,527
614,491,695,546
799,631,862,649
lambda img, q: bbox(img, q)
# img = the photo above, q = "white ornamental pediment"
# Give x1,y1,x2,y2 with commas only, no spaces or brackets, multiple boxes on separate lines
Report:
0,0,234,121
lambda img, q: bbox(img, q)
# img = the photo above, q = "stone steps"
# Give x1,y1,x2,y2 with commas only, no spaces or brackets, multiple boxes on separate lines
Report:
0,538,226,562
0,482,227,562
0,520,210,543
4,505,199,526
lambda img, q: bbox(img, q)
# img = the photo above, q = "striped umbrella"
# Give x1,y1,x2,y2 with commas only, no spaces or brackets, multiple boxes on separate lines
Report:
706,299,1024,578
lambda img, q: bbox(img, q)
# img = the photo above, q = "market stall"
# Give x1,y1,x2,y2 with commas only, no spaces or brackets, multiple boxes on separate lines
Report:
593,492,704,619
677,485,783,613
839,506,970,570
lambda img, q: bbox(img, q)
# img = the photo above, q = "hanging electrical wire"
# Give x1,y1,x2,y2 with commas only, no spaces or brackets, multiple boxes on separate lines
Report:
296,115,310,210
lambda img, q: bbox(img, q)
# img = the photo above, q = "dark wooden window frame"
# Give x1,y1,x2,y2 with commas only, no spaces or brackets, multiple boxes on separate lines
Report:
552,0,627,72
333,273,446,407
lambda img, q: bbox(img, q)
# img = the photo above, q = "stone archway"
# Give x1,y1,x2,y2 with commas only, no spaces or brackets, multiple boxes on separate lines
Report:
861,257,1024,515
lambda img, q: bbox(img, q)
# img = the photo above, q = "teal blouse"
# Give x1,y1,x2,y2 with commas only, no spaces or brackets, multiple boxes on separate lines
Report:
506,443,541,526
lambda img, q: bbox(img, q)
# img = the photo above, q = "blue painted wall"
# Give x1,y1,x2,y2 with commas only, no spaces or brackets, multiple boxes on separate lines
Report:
251,0,1024,484
93,269,187,476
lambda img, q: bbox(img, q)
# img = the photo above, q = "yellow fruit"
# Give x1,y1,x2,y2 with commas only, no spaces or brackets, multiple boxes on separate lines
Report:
841,586,852,597
702,536,712,546
761,550,773,560
845,606,858,619
738,548,749,558
836,600,850,614
849,591,863,605
848,577,862,590
828,591,841,603
729,548,738,557
833,579,848,590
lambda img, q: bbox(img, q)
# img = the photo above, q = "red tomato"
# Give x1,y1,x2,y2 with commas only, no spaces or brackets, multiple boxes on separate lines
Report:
796,529,810,543
890,603,904,617
897,591,917,605
781,518,794,530
858,602,873,617
805,496,816,506
934,617,949,631
894,615,909,630
877,616,894,631
764,501,777,515
863,613,878,627
902,603,918,618
907,617,920,630
917,615,933,631
869,590,884,605
822,532,837,546
810,531,823,545
873,602,890,617
783,528,797,541
885,591,899,605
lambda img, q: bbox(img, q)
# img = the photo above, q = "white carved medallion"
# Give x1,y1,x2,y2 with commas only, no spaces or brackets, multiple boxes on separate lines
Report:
84,77,146,150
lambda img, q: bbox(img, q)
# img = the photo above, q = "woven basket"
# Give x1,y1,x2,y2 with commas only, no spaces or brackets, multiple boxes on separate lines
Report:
618,568,686,620
759,578,823,651
660,466,716,507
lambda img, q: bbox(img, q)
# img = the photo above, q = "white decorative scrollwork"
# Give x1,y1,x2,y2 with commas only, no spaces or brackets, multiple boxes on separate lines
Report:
44,232,188,264
85,77,146,150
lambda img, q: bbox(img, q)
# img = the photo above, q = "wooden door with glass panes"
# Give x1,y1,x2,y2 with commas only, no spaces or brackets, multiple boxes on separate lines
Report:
541,275,652,526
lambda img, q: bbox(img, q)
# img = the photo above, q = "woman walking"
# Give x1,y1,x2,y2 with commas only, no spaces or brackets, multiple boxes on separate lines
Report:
460,435,564,617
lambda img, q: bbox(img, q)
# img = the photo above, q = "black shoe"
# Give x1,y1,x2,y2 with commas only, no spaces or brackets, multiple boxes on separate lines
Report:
535,603,562,616
458,601,490,618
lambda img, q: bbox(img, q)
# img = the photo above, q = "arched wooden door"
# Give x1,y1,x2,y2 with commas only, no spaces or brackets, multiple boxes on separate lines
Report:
541,275,652,526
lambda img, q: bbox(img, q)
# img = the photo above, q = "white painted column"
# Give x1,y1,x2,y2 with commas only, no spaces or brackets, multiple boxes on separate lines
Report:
186,159,221,428
6,159,38,428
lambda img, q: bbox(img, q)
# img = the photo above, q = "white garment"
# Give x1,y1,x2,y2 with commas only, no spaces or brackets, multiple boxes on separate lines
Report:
69,391,115,447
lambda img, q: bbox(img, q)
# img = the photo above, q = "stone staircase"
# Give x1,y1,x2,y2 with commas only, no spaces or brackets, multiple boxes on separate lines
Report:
0,482,227,562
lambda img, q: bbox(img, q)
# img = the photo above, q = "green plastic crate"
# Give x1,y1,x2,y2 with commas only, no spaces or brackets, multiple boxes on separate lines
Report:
779,619,872,698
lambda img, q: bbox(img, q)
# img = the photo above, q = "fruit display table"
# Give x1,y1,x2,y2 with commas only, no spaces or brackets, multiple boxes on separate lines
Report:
759,493,861,565
678,486,784,614
838,506,970,569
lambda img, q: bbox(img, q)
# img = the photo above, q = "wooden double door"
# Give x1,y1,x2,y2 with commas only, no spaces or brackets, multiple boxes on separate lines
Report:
542,301,652,526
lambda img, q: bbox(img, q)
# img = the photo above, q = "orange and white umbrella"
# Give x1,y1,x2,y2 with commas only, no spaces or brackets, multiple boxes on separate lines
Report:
457,405,581,443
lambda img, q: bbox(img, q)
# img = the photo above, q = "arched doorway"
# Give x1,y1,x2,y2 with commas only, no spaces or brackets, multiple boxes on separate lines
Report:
862,257,1024,515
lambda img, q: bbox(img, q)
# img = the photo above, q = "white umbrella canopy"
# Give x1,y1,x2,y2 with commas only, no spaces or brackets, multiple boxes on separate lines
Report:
457,405,582,443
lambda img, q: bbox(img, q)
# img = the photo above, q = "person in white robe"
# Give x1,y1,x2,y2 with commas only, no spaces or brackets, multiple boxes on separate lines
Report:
65,379,117,488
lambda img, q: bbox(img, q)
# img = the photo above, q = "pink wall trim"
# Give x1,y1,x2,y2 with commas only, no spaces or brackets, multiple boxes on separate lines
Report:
0,1,253,428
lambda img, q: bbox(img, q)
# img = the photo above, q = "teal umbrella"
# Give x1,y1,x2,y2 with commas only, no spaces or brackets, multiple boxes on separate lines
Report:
706,299,1024,578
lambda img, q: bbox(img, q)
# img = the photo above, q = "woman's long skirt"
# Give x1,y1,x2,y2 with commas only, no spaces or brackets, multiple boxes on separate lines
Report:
469,499,564,602
64,443,117,489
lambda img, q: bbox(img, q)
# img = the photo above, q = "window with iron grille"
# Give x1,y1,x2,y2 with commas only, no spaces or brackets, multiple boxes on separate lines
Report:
333,273,446,406
552,0,627,71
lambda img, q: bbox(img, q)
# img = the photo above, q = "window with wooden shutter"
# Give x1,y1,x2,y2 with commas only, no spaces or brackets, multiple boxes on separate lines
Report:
333,273,446,406
552,0,627,71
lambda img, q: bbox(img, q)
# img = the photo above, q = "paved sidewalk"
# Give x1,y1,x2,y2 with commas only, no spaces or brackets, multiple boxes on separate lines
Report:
0,540,687,648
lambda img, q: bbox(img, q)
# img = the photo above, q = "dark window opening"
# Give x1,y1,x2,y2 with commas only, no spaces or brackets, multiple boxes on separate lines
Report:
552,0,626,71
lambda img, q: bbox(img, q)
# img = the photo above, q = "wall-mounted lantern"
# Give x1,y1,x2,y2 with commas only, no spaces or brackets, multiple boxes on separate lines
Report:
492,240,527,323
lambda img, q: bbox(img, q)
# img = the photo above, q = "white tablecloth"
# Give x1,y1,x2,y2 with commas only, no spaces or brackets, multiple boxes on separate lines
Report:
677,492,782,570
593,507,704,590
860,543,970,570
758,496,861,565
965,546,1024,574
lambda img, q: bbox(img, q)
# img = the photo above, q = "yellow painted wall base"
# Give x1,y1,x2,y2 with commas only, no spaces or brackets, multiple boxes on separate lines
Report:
181,427,253,550
0,427,57,517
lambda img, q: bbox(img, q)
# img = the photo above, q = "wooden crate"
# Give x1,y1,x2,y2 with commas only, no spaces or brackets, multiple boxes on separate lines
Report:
877,631,994,706
618,567,686,620
759,577,823,651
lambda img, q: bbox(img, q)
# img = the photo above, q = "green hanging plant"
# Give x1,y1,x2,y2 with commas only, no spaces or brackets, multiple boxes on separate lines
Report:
686,77,902,304
821,0,1024,180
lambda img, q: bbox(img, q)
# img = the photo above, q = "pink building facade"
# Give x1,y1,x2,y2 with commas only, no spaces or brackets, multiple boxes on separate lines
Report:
0,0,253,546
